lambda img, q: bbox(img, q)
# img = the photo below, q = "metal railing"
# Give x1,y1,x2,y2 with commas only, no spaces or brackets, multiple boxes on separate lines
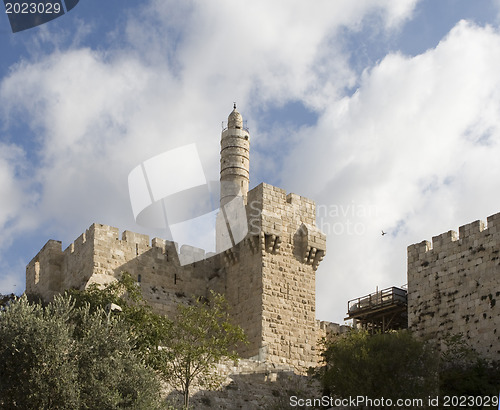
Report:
221,120,249,132
348,286,407,314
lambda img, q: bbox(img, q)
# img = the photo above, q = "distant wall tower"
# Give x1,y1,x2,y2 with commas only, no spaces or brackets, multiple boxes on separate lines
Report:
220,104,250,208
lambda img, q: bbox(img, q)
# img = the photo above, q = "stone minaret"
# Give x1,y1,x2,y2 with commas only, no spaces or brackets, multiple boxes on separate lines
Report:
220,104,250,207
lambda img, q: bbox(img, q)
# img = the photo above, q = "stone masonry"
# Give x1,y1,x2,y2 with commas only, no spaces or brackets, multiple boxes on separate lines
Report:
407,212,500,359
26,106,327,371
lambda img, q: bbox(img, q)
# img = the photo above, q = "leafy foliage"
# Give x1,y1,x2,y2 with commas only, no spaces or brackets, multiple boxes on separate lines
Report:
319,330,439,403
67,274,247,409
439,334,500,409
319,330,500,410
67,273,171,359
0,292,16,309
154,290,247,409
0,296,79,409
0,294,164,410
65,273,174,405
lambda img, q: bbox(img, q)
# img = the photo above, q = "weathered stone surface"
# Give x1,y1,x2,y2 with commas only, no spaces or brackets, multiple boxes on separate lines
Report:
26,181,331,370
164,358,322,409
407,212,500,360
26,107,334,374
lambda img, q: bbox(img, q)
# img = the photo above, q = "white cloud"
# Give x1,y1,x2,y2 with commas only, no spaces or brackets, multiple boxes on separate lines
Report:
282,21,500,322
0,143,37,242
0,144,24,227
0,0,421,311
0,144,33,294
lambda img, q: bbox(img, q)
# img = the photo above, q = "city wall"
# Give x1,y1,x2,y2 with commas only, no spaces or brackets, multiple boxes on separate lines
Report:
407,212,500,359
26,183,328,370
26,223,222,316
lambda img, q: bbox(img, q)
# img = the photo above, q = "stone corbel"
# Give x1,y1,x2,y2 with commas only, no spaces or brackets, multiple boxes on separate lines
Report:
254,211,283,254
223,247,239,266
247,235,260,254
295,223,326,269
265,234,282,254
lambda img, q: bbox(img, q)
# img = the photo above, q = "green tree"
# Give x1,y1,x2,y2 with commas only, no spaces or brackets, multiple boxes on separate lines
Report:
0,292,16,309
67,272,170,360
0,295,79,409
439,333,500,409
155,291,247,409
319,330,439,408
0,294,164,409
73,303,164,409
66,273,247,409
67,273,172,384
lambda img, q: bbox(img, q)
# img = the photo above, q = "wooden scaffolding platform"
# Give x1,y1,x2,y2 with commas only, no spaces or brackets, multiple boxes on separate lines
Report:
345,286,408,332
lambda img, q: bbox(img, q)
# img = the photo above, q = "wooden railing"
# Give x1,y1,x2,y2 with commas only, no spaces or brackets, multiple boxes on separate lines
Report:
348,286,407,315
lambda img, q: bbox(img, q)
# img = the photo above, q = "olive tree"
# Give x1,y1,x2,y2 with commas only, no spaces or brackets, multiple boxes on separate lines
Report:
155,291,247,409
319,330,439,407
0,294,164,409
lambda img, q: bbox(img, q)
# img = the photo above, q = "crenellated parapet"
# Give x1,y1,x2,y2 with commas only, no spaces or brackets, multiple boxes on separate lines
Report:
246,183,324,262
408,213,500,262
26,106,329,373
407,212,500,360
26,182,327,372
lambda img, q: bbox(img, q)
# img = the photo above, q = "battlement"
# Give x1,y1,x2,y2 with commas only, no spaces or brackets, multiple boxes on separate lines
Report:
408,211,500,260
26,107,329,373
62,223,209,262
247,183,320,238
247,183,316,219
26,239,64,299
407,211,500,360
28,239,63,264
64,223,178,253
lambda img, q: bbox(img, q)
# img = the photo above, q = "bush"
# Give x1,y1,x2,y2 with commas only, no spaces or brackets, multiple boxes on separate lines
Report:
0,295,164,410
439,334,500,409
320,330,439,403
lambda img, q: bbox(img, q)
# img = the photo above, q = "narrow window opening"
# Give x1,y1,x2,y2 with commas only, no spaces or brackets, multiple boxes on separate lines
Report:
137,274,142,283
174,274,177,285
136,243,139,256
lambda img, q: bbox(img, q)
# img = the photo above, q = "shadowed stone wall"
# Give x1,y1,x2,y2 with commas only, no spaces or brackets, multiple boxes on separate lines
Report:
407,212,500,359
26,182,328,370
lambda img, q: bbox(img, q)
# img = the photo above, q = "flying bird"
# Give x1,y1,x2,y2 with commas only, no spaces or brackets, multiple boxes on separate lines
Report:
381,230,387,236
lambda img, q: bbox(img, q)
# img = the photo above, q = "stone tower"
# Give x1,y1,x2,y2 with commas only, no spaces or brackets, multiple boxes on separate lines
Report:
219,104,250,207
26,105,328,371
217,105,251,252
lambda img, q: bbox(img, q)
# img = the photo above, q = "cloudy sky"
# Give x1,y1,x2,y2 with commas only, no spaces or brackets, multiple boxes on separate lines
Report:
1,0,500,323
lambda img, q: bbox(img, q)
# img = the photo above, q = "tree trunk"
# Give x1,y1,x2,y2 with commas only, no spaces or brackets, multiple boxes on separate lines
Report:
183,381,190,409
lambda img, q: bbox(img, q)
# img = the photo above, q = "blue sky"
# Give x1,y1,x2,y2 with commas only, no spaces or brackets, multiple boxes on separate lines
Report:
2,0,500,323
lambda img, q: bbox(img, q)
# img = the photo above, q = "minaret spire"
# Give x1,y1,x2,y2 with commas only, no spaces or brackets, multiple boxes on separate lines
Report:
220,105,250,207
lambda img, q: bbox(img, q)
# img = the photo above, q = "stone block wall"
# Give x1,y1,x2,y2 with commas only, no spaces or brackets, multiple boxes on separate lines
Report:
26,182,327,370
240,183,326,370
223,237,264,361
27,224,221,315
407,212,500,359
26,240,65,300
62,227,98,291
